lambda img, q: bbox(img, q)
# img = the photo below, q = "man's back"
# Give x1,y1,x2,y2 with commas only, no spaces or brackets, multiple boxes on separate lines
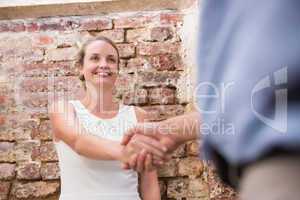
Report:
197,0,300,187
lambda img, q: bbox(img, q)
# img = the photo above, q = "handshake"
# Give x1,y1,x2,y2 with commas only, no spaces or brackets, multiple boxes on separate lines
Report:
119,112,200,173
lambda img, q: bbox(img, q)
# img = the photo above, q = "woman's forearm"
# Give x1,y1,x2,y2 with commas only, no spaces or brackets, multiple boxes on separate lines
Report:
140,171,161,200
73,134,124,161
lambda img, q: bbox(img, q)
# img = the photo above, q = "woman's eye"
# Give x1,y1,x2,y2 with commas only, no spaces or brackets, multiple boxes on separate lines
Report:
108,57,116,63
90,56,99,61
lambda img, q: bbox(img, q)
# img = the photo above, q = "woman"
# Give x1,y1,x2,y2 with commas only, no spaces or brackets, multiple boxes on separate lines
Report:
49,36,166,200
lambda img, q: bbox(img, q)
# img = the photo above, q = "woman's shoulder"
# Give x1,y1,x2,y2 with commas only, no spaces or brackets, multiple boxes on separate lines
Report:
48,99,77,142
48,99,76,120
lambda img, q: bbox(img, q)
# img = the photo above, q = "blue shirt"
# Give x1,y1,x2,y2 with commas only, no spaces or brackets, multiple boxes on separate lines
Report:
197,0,300,168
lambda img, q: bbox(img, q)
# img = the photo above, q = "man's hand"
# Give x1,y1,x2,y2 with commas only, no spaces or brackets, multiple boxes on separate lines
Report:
120,131,169,171
121,122,185,172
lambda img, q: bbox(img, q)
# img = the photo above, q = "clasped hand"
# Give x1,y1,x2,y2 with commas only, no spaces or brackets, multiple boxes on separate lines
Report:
120,122,181,173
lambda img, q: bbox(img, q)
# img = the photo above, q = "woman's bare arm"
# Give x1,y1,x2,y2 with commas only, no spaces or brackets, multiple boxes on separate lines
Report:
140,169,161,200
49,100,125,161
49,100,167,162
135,107,161,200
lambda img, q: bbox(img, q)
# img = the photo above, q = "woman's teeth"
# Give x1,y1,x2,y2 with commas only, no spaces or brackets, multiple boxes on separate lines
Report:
94,72,111,77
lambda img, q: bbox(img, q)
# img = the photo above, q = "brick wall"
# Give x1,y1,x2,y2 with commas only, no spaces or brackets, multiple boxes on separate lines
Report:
0,8,236,200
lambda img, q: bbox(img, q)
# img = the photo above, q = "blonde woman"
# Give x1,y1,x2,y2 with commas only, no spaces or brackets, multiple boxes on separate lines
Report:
49,36,166,200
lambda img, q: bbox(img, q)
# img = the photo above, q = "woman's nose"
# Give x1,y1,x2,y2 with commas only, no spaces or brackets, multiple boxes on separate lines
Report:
98,59,109,68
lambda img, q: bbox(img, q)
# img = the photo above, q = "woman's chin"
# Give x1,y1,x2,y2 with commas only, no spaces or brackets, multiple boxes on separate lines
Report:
93,78,115,87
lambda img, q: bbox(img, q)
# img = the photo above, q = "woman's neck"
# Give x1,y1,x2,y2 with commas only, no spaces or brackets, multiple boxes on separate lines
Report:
82,84,119,115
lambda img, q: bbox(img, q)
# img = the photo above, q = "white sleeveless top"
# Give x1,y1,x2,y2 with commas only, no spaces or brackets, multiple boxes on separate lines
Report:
54,100,141,200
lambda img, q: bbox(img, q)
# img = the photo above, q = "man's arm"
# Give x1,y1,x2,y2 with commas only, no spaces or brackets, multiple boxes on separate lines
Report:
121,111,201,171
122,111,200,148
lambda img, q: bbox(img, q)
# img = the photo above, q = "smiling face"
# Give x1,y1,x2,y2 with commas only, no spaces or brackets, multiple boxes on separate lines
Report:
81,39,119,88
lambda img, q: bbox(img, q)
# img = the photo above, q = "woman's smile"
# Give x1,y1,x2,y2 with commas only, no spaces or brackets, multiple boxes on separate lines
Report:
93,70,113,77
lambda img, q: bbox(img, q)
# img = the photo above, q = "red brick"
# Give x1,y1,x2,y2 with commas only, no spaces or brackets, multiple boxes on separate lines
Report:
0,21,25,32
114,73,135,98
149,27,173,42
93,29,125,43
0,163,16,180
186,140,199,156
167,178,188,199
15,140,40,162
39,17,81,31
0,35,44,63
33,35,55,46
0,142,15,162
138,42,181,56
9,21,26,32
21,62,78,77
123,88,148,106
20,76,81,93
24,17,110,32
117,43,136,58
127,27,175,42
160,13,183,26
0,95,6,104
14,123,35,141
114,14,157,29
11,181,59,199
142,105,185,121
172,144,186,158
0,35,29,50
0,115,5,126
55,32,80,48
158,159,178,177
41,162,60,180
127,55,182,71
45,47,78,61
126,28,145,42
188,178,209,198
79,17,112,31
32,120,53,141
0,132,15,142
148,87,176,105
22,62,54,71
33,142,58,162
115,73,134,88
16,161,41,180
25,22,39,32
23,119,39,131
177,157,203,177
137,71,181,87
0,117,38,142
19,93,49,114
21,91,82,114
0,181,11,199
61,18,80,30
13,130,33,142
39,19,66,31
0,23,9,32
126,57,149,72
150,54,182,71
0,117,16,141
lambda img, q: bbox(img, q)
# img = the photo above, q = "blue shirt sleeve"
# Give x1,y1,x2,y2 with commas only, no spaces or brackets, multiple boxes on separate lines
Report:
198,0,300,165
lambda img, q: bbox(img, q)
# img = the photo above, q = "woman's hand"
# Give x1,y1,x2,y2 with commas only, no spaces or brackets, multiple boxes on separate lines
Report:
120,133,168,171
120,123,182,172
